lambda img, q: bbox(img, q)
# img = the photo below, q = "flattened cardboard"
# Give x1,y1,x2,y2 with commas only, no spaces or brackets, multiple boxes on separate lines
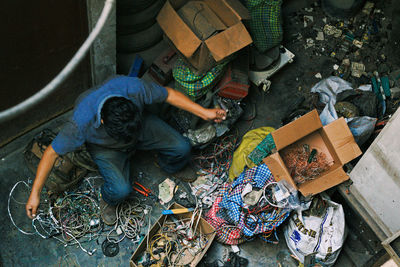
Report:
157,0,252,72
323,118,362,164
130,203,215,267
263,109,361,196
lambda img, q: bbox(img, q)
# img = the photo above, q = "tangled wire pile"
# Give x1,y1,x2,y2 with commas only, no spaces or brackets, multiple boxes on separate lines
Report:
281,144,332,184
8,177,103,255
136,207,208,266
193,132,239,178
107,199,151,243
52,192,102,241
9,176,150,256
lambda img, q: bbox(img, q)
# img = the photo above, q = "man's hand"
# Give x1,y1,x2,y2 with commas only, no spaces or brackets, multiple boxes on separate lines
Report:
203,108,227,123
25,145,58,219
26,194,40,219
165,87,228,123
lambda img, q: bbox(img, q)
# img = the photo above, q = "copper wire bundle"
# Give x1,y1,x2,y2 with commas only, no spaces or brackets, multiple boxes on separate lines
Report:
281,144,332,184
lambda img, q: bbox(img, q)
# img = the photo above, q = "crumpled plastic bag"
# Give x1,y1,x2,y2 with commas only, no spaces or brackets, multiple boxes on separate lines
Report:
347,116,378,146
311,76,377,145
284,196,346,266
229,126,275,181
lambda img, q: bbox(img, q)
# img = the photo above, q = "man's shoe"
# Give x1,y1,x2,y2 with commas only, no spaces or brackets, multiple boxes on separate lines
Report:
100,198,117,226
172,165,197,183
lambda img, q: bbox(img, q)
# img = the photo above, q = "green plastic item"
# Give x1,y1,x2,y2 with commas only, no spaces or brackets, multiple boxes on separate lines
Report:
380,76,391,97
308,149,317,163
371,77,383,101
248,133,276,165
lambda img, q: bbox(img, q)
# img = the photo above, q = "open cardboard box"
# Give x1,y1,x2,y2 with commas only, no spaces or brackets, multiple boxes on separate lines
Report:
130,203,216,267
263,110,362,196
157,0,252,73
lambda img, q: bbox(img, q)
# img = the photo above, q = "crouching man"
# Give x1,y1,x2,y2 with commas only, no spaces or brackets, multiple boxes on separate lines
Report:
25,76,226,225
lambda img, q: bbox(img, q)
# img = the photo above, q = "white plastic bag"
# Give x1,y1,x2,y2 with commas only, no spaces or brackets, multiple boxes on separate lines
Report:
284,197,346,266
311,76,377,145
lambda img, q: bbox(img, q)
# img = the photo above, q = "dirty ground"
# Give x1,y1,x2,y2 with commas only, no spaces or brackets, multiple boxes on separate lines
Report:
1,0,399,266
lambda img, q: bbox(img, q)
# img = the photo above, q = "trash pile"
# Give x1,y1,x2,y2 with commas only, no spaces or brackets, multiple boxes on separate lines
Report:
8,176,152,257
134,208,209,266
288,1,399,143
11,0,400,266
290,1,392,86
124,0,294,150
9,177,102,255
204,164,292,245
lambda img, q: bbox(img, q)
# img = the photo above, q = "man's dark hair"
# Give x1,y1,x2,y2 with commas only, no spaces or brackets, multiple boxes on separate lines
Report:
101,97,142,143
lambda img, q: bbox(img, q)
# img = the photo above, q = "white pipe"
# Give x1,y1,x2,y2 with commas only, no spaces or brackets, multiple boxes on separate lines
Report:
0,0,115,123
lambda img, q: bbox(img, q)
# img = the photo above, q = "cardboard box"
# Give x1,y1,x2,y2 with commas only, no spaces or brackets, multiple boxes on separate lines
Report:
263,110,362,196
157,0,252,73
130,203,216,267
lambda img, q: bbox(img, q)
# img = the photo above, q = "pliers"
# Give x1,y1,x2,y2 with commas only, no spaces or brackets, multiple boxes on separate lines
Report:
132,182,157,200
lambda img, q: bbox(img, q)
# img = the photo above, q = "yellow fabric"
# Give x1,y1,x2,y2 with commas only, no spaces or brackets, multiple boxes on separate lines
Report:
229,126,275,181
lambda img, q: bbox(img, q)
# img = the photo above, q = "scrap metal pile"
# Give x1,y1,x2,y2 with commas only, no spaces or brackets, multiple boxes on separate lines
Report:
10,0,400,266
135,210,208,266
8,177,151,256
288,0,400,123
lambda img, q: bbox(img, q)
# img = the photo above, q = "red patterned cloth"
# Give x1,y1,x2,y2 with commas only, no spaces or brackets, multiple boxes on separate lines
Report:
204,183,246,245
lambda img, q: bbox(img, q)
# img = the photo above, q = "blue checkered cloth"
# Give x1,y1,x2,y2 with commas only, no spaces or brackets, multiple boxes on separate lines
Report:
218,164,290,238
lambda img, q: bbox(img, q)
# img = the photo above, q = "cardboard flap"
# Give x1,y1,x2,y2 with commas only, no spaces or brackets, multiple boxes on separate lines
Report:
323,118,362,164
205,22,252,62
178,1,226,40
130,202,216,267
272,110,323,150
157,1,202,58
223,0,251,20
204,0,245,26
263,153,297,189
298,167,349,196
169,0,188,9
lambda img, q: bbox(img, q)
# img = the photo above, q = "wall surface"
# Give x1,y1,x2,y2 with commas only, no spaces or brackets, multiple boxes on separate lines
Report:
87,0,117,86
0,0,116,146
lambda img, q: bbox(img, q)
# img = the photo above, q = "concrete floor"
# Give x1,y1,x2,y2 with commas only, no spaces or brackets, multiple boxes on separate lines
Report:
1,0,397,266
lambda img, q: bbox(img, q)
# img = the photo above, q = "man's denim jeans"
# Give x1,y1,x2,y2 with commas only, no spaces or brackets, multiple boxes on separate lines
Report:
87,113,191,205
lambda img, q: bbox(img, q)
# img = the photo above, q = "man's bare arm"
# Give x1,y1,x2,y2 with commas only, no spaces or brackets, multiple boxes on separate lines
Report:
26,145,58,219
165,87,226,122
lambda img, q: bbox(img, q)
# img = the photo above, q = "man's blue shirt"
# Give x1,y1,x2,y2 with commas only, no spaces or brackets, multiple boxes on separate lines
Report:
51,76,168,155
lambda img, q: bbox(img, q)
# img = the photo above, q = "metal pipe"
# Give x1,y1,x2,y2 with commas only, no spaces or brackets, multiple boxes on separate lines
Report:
0,0,116,123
